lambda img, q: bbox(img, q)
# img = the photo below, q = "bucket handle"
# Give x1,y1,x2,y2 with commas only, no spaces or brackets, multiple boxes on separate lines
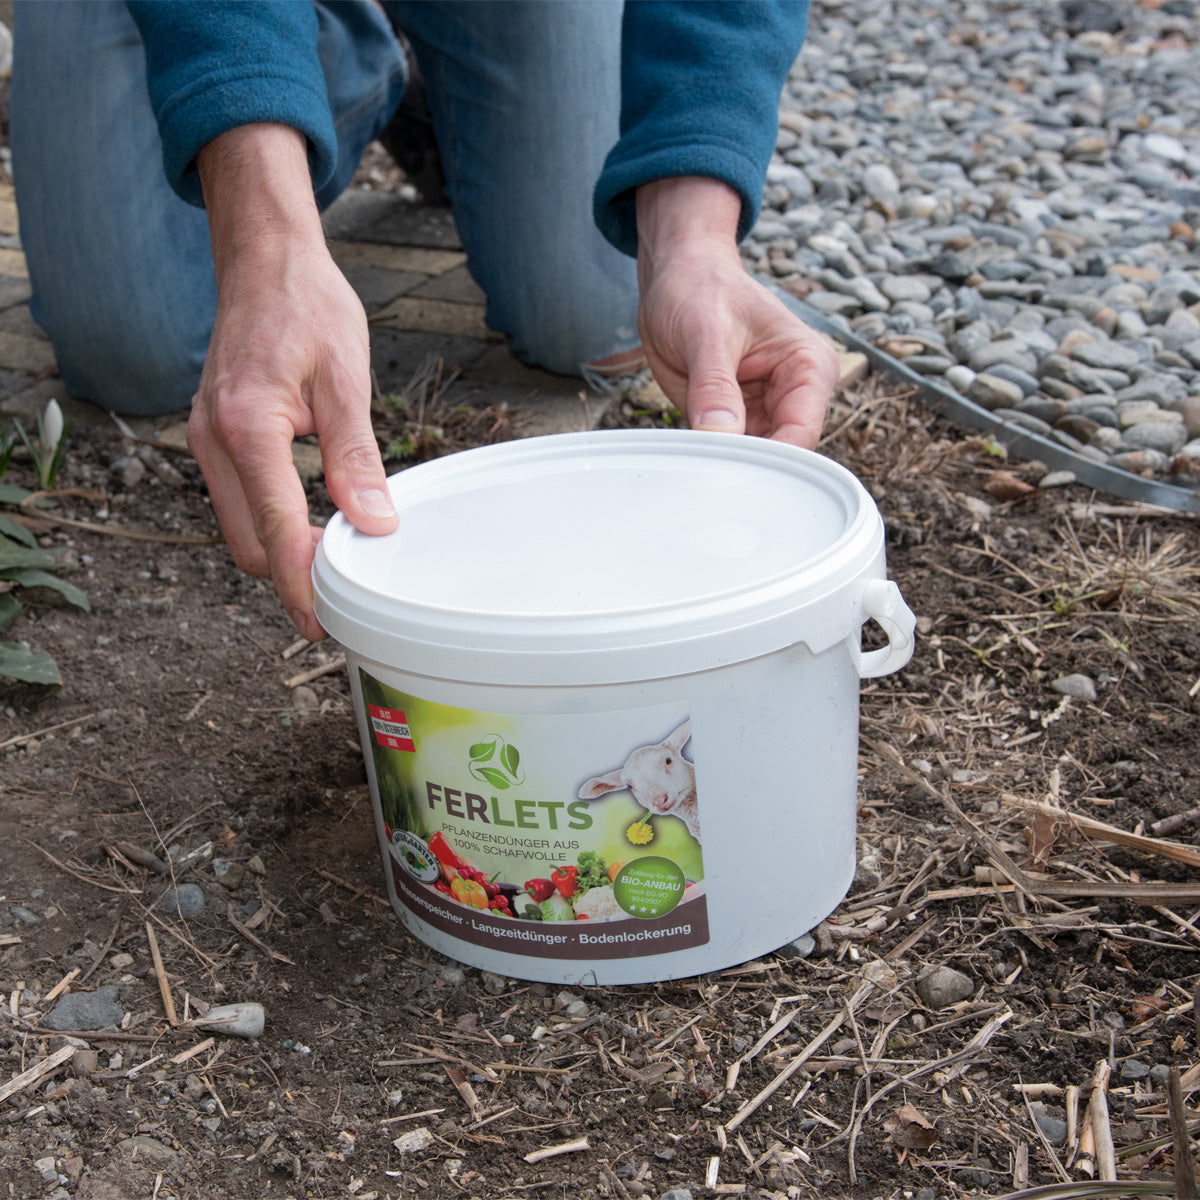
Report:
853,580,916,679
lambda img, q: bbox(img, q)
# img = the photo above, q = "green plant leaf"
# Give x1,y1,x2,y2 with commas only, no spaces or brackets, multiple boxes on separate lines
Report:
468,740,496,762
0,569,89,611
0,592,21,632
0,640,61,686
0,482,32,504
0,513,37,548
474,766,511,790
501,742,520,777
0,543,61,571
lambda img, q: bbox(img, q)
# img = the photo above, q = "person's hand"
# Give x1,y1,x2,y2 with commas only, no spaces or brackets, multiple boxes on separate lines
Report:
189,124,397,641
635,177,838,448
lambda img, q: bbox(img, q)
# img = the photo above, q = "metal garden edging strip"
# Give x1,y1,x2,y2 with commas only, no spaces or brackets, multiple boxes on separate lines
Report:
769,284,1200,514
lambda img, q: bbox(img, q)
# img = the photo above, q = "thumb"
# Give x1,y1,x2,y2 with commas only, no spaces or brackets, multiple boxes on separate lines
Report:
684,353,746,435
317,412,398,536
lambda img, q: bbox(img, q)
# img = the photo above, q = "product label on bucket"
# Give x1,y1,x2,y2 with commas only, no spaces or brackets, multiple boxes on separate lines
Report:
360,670,708,959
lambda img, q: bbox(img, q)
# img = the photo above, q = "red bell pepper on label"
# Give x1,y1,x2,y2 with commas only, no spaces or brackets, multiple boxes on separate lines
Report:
428,831,466,871
551,865,578,899
523,878,555,903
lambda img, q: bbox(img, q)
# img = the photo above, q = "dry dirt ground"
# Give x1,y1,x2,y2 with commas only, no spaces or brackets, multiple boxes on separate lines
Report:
1,375,1199,1200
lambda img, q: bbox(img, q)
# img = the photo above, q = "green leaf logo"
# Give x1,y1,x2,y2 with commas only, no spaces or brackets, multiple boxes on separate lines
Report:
468,734,525,789
475,766,512,790
501,743,520,777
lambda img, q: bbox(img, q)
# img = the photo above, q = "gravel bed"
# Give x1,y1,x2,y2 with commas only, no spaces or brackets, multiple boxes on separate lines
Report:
747,0,1200,492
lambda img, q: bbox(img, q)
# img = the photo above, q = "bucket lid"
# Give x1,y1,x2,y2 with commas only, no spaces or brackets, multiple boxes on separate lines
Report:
313,430,892,685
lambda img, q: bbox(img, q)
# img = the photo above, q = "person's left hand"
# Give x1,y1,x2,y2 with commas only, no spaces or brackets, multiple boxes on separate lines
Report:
635,177,838,449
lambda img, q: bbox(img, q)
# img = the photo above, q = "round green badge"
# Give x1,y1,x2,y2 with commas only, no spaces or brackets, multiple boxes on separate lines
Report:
613,857,685,919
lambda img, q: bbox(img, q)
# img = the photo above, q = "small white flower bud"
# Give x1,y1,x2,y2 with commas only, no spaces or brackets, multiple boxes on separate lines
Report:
42,398,63,456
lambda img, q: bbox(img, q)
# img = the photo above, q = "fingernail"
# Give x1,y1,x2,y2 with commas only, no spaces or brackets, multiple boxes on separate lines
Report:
289,609,313,639
357,487,395,518
695,410,740,430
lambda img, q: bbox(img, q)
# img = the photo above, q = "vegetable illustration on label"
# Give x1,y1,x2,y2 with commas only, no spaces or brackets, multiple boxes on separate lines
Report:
360,670,709,960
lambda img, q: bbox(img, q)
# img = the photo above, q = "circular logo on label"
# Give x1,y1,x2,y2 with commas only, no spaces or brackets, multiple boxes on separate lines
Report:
391,831,441,883
612,857,685,919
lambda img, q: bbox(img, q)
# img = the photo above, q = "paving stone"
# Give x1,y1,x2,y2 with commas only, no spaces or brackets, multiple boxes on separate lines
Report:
0,303,46,339
337,264,426,314
370,328,489,392
0,183,17,237
361,203,463,250
409,264,487,305
0,330,56,375
0,247,26,278
329,240,466,277
370,296,497,341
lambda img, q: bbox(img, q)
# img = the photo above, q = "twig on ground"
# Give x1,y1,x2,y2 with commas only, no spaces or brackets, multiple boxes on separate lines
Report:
284,657,345,689
24,839,142,896
1149,806,1200,837
0,713,96,752
1006,797,1200,871
1087,1060,1116,1182
725,961,896,1133
1168,1066,1198,1200
523,1137,590,1164
0,1045,75,1107
227,904,296,966
145,921,178,1027
41,967,80,1007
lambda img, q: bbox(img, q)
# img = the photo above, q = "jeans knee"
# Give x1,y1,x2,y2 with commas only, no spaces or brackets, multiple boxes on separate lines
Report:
487,264,639,376
35,295,209,416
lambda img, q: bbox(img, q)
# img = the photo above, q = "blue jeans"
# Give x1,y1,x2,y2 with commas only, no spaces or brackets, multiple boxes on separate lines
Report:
11,0,639,415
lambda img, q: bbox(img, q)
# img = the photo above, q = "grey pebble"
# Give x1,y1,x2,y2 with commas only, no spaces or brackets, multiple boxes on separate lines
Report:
211,858,244,891
42,985,124,1032
1035,1114,1069,1145
479,971,509,996
915,966,974,1010
1038,470,1077,489
108,456,146,490
1051,674,1097,701
968,373,1025,410
995,409,1053,436
161,883,205,918
1122,421,1188,456
656,1191,694,1200
8,905,41,924
984,362,1042,397
1120,1058,1151,1081
777,932,816,960
438,965,466,985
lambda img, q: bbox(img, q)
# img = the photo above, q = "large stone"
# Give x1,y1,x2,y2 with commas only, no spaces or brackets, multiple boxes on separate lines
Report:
861,163,901,208
968,340,1039,375
968,373,1024,410
916,966,975,1010
1052,674,1097,700
1165,395,1200,437
43,986,124,1032
1071,340,1141,371
1122,421,1188,456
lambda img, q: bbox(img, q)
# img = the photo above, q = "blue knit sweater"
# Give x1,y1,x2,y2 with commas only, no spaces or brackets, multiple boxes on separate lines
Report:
127,1,809,256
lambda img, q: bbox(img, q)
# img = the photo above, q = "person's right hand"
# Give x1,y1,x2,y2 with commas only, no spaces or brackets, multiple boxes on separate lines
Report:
188,124,397,642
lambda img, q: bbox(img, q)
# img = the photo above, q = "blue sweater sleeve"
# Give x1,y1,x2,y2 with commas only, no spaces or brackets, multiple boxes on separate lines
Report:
594,0,810,257
127,1,336,207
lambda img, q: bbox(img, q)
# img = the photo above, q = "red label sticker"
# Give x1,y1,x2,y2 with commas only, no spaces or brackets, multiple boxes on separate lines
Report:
368,704,414,751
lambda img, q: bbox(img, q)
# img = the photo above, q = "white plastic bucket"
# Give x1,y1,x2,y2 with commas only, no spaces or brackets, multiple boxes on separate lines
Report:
313,430,914,985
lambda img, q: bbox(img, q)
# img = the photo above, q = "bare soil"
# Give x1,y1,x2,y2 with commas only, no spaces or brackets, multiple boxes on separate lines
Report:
1,377,1198,1200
